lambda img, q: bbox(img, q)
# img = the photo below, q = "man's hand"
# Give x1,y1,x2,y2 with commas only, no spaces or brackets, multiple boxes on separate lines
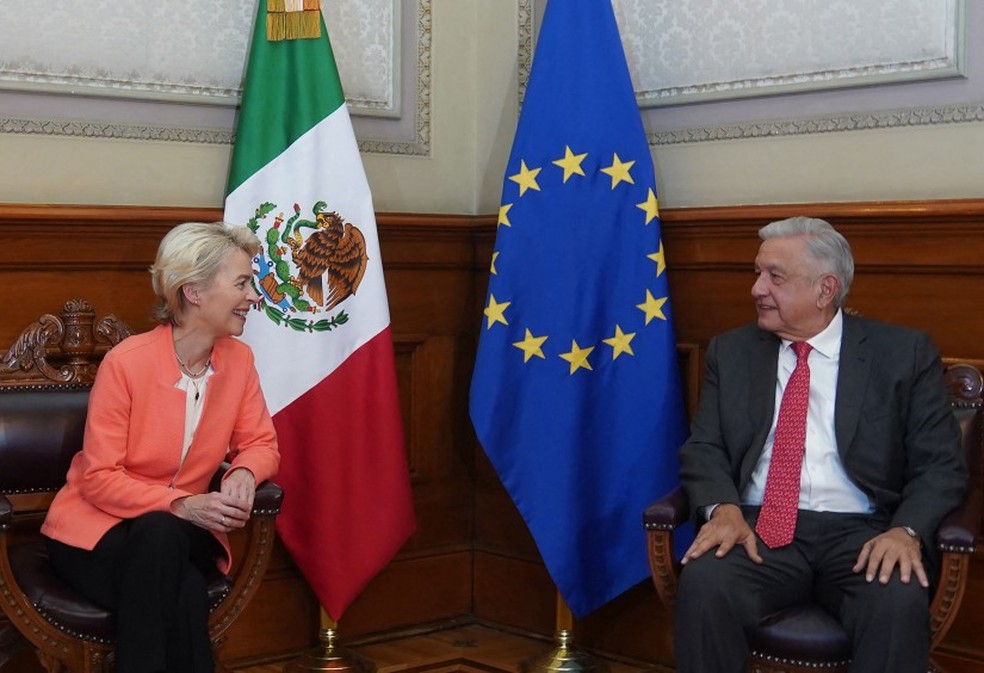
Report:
852,527,927,587
681,503,763,565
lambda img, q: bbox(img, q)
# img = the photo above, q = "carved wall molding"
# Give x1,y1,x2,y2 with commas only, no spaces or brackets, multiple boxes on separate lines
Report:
0,117,233,145
648,102,984,145
516,0,534,110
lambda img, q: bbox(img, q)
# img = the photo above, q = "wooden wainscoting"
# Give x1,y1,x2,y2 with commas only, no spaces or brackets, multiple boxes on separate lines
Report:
1,200,983,672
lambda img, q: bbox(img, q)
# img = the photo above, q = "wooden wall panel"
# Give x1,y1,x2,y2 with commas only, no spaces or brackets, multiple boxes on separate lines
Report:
2,200,984,670
0,205,216,345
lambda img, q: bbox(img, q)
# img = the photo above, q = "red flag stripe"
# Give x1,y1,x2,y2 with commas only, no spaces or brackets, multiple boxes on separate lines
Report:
272,327,415,619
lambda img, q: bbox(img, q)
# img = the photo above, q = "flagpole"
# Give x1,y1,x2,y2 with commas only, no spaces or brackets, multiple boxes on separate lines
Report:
518,593,609,673
283,608,375,673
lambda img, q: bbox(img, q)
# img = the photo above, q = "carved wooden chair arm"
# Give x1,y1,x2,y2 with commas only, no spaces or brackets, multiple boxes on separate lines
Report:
205,463,283,649
935,488,980,553
930,488,981,649
643,486,690,531
643,486,690,610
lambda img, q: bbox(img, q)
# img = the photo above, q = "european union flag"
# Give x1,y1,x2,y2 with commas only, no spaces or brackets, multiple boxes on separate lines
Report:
469,0,689,617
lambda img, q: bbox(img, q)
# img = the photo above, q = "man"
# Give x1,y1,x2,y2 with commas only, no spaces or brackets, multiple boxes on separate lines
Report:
674,216,967,672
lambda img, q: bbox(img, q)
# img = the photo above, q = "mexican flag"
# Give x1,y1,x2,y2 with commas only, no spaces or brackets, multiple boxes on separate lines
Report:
223,0,415,620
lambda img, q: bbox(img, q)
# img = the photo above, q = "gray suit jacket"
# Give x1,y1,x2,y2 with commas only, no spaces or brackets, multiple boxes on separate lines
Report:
678,313,967,544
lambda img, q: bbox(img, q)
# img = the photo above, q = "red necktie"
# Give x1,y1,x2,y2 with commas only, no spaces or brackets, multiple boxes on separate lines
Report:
756,341,813,549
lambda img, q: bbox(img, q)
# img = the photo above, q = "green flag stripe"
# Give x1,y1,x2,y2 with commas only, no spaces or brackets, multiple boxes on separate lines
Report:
226,3,346,195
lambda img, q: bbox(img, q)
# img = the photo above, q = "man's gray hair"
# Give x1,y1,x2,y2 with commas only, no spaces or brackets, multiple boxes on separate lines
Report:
759,216,854,307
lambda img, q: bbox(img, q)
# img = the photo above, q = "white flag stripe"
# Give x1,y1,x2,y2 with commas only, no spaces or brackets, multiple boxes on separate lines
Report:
226,105,389,415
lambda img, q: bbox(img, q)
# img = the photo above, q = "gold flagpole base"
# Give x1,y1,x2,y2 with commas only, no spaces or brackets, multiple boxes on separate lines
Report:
518,629,610,673
282,627,376,673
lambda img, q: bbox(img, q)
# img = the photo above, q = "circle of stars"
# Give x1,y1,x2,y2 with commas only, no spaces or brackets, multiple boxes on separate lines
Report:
482,144,671,375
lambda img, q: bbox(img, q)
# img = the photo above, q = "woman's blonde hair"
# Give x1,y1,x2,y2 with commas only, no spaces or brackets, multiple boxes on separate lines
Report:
150,221,261,325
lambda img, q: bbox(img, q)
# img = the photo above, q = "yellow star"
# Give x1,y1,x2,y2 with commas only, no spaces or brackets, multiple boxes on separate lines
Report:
559,339,594,374
509,160,542,196
636,290,668,325
647,240,666,277
512,328,548,363
484,294,511,329
636,188,659,224
498,203,512,228
600,153,635,189
603,325,636,360
552,146,588,183
490,251,499,275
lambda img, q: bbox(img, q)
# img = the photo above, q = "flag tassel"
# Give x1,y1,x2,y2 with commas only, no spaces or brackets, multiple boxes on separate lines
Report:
266,11,321,41
266,0,321,41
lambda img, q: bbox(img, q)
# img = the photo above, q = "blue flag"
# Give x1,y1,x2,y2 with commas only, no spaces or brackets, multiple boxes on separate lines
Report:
469,0,689,617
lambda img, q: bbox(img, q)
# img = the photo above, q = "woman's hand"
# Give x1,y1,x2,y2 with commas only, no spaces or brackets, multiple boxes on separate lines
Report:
221,467,256,512
170,468,257,532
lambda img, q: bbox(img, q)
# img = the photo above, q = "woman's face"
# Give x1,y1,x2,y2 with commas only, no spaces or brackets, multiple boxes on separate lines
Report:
192,249,259,338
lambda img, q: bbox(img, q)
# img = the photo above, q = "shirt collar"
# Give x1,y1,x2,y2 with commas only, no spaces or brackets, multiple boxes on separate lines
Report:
781,309,843,360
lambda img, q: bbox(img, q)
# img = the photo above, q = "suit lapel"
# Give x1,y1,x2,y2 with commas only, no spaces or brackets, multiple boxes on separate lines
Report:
835,314,871,458
750,330,779,437
739,330,780,487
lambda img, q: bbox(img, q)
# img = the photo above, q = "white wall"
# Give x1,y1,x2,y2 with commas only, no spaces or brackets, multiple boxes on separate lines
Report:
653,121,984,208
0,0,981,213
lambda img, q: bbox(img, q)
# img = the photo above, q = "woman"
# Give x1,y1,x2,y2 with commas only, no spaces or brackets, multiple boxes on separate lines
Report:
41,221,280,673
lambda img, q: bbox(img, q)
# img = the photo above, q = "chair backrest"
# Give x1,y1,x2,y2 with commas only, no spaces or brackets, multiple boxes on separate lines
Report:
0,389,89,497
945,362,983,493
0,299,131,516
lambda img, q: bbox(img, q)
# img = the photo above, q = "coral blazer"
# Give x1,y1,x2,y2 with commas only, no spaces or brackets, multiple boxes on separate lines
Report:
41,324,280,573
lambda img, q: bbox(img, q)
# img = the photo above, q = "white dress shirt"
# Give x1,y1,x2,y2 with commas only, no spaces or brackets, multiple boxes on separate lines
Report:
743,310,874,513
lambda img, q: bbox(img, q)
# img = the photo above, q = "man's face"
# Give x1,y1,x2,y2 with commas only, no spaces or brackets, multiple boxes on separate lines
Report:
752,235,834,341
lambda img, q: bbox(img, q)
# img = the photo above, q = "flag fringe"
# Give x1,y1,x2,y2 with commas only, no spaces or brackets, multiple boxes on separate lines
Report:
267,0,320,9
267,10,321,41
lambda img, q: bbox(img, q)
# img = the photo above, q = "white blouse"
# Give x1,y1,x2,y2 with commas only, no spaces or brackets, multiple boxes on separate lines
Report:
173,368,214,463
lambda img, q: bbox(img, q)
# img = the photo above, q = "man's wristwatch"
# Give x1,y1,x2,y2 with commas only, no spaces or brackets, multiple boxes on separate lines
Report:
901,525,922,547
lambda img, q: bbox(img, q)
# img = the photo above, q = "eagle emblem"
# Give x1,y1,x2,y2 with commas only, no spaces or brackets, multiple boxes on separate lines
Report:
244,200,368,332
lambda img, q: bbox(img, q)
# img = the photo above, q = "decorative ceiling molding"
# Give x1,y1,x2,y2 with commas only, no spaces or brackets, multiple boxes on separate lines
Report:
517,0,534,109
647,103,984,146
0,117,233,144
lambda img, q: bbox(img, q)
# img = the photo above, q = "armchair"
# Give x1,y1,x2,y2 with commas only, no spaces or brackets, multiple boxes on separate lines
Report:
0,299,284,673
644,362,982,673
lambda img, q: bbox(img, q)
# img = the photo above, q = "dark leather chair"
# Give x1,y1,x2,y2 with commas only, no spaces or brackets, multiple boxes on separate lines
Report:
644,362,982,673
0,299,283,673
